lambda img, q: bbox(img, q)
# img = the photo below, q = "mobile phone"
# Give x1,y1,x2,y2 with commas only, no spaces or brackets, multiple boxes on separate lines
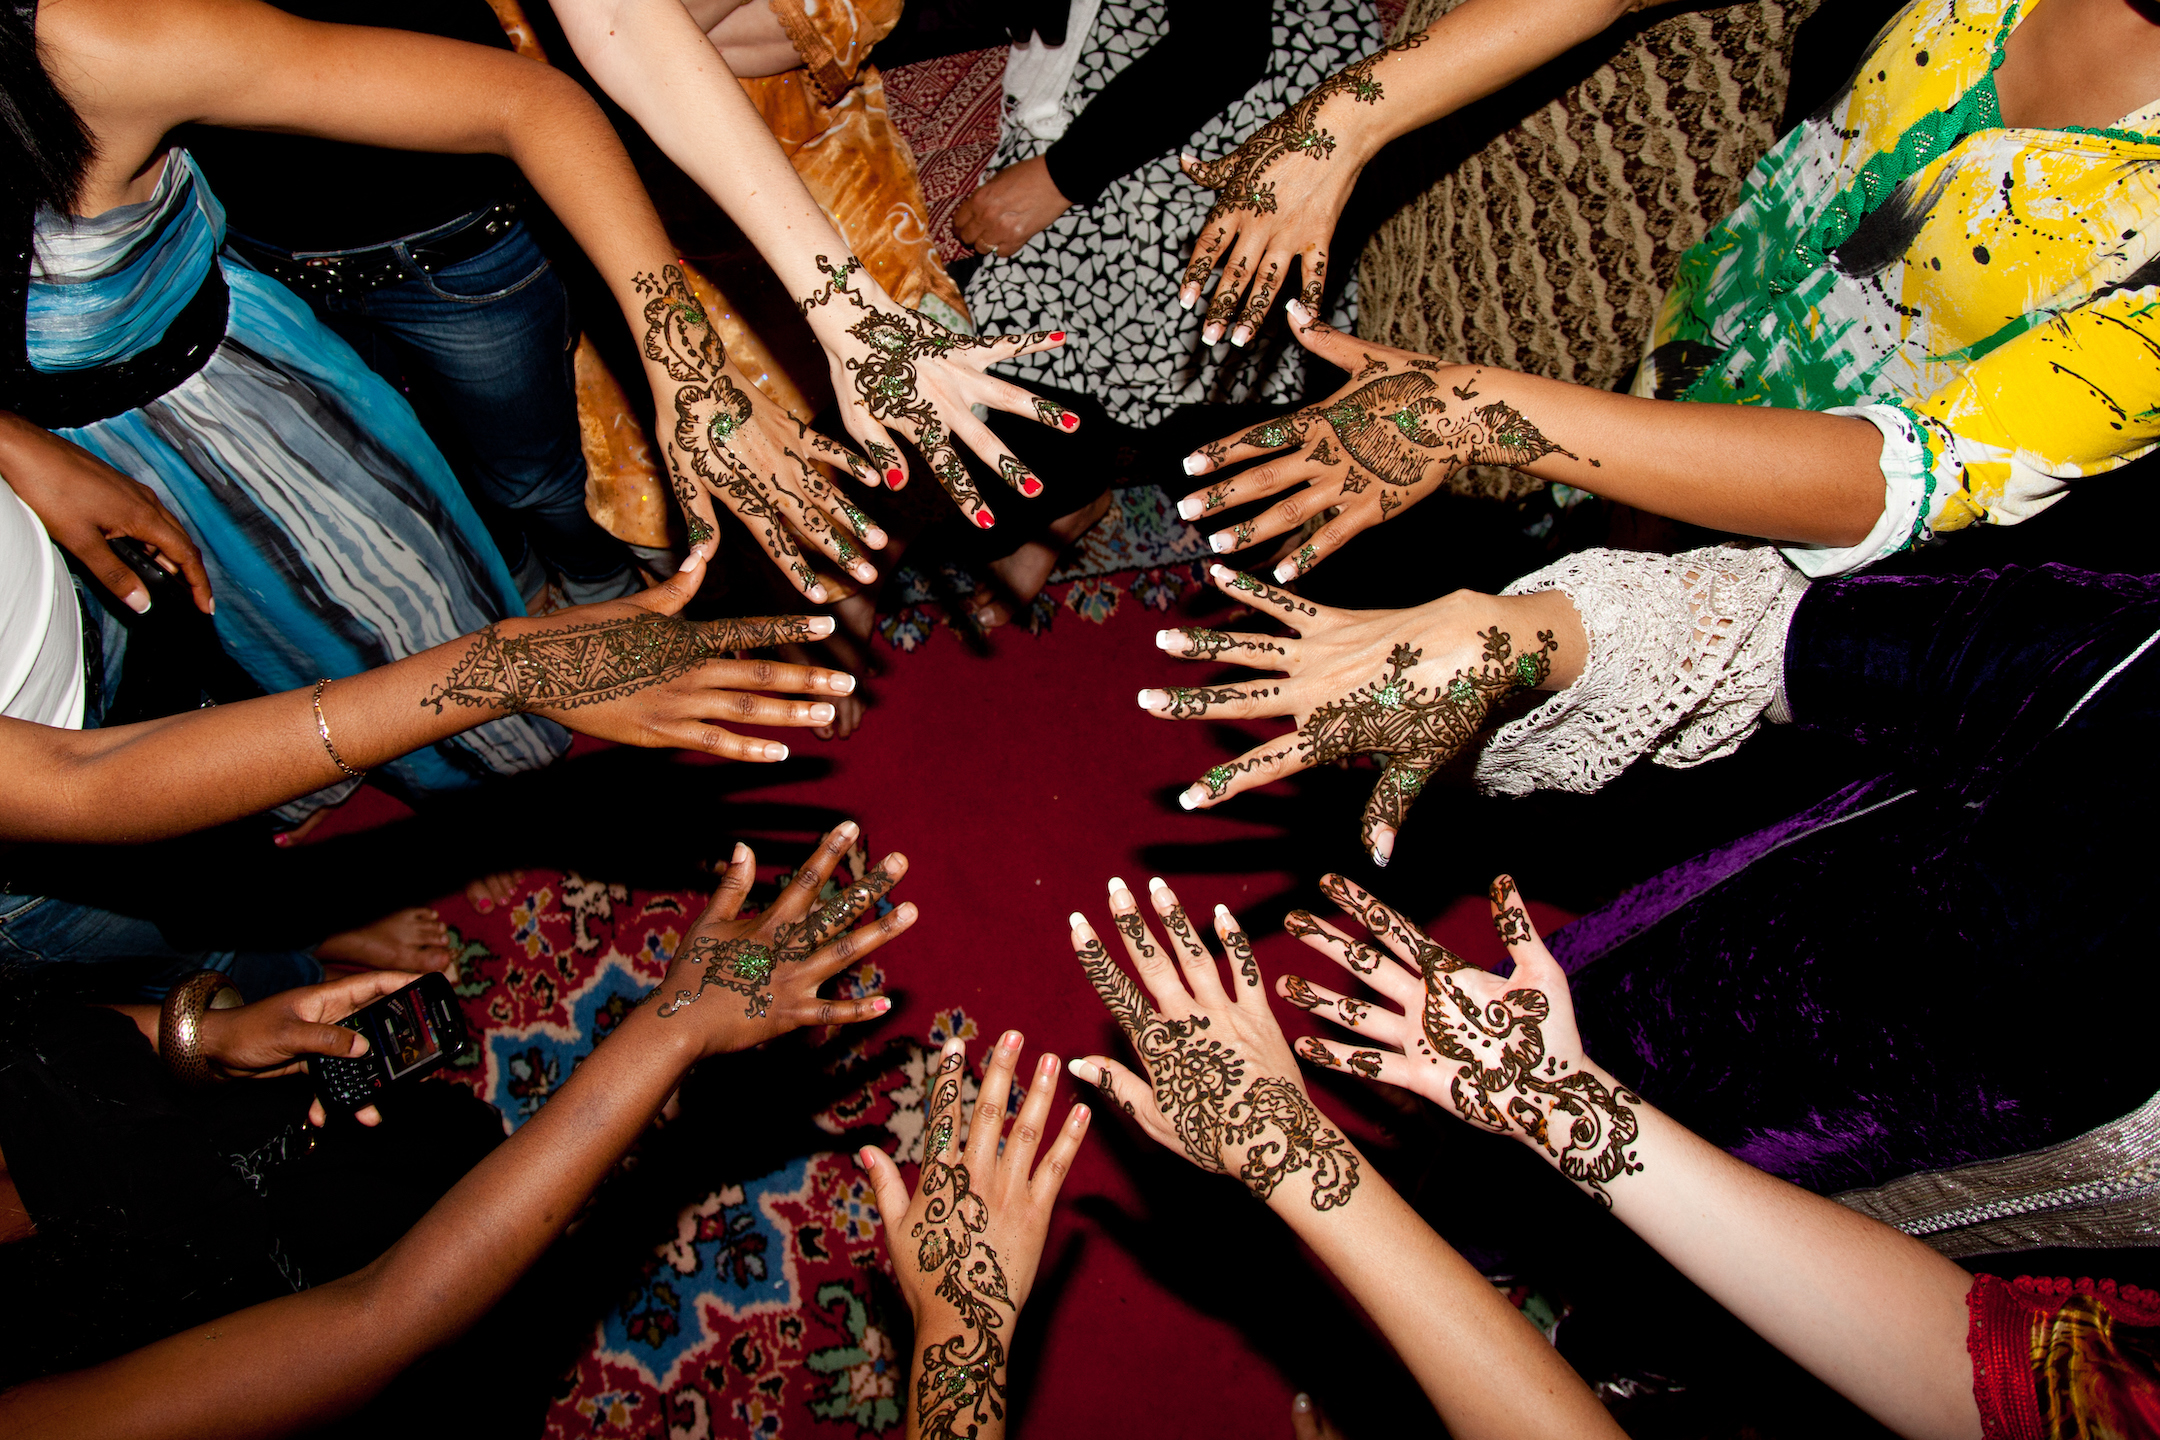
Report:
311,972,469,1115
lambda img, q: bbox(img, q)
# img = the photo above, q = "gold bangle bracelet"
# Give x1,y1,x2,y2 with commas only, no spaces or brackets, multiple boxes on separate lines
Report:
160,969,245,1087
312,678,364,780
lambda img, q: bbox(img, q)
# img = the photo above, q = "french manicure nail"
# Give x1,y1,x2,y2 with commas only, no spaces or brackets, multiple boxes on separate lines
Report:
1139,689,1163,708
732,841,751,863
1210,563,1234,582
1202,324,1223,345
1179,290,1196,311
1176,496,1203,519
1182,455,1207,477
1274,562,1297,583
124,589,150,615
1230,327,1252,348
206,598,215,614
1068,910,1089,929
679,552,700,573
812,616,837,637
1148,877,1170,894
1156,629,1179,649
772,743,790,761
1109,876,1130,898
812,703,835,723
1373,825,1395,866
1210,533,1234,554
1179,786,1204,810
1287,299,1314,324
809,586,829,603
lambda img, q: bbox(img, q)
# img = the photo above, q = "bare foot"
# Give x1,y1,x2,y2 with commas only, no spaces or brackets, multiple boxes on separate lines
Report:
972,490,1113,629
315,906,454,976
466,870,528,913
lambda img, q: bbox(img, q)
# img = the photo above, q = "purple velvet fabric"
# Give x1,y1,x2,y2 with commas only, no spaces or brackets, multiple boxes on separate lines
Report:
1551,564,2160,1195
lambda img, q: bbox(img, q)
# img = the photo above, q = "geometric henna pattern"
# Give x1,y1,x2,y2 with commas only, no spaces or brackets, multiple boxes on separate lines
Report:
422,611,822,715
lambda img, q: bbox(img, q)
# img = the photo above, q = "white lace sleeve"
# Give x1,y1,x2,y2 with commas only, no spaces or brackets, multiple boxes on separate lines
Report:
1471,545,1810,797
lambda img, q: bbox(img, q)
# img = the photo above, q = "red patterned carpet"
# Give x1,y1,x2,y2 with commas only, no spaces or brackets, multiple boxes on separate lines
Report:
314,547,1574,1439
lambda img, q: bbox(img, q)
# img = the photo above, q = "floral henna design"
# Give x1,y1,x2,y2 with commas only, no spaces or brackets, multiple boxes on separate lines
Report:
1282,975,1325,1010
996,454,1043,498
1294,628,1557,849
1161,683,1273,720
1223,921,1262,988
1286,909,1385,976
1231,1077,1359,1210
1330,878,1642,1206
655,935,780,1019
1222,569,1319,618
1336,997,1371,1028
422,611,820,714
1308,437,1341,466
911,1084,1014,1436
1346,1050,1385,1079
1185,38,1427,221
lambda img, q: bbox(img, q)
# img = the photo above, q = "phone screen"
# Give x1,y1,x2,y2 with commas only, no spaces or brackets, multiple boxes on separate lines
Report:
375,985,445,1081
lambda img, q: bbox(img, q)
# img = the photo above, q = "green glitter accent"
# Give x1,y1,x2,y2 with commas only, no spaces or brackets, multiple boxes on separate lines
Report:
1513,652,1540,686
840,501,873,533
1390,409,1419,438
1372,681,1405,708
835,537,859,563
1294,544,1316,572
1201,764,1235,796
1324,401,1365,428
707,412,740,442
730,945,774,984
1203,488,1228,510
1226,571,1265,595
1448,677,1474,703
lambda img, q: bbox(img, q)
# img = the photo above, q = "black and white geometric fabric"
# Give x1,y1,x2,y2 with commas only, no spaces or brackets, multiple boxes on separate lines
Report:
965,0,1383,430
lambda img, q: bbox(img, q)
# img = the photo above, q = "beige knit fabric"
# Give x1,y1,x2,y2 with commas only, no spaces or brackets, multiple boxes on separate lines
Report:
1355,0,1820,499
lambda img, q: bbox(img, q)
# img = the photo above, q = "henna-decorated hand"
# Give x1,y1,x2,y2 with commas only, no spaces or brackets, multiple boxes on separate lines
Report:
1176,307,1575,575
1066,876,1362,1212
418,550,857,763
636,265,889,601
648,820,913,1056
953,156,1073,258
1178,39,1424,344
796,254,1079,531
1140,565,1565,864
861,1031,1091,1440
1284,874,1644,1207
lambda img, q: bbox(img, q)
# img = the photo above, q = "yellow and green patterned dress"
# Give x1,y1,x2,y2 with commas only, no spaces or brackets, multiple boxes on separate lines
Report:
1634,0,2160,575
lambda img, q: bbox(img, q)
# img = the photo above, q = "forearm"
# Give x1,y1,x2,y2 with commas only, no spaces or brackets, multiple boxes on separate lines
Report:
1563,1075,1980,1439
0,1007,695,1440
0,639,480,843
1325,0,1651,160
549,0,860,305
1267,1162,1622,1439
1435,365,1886,547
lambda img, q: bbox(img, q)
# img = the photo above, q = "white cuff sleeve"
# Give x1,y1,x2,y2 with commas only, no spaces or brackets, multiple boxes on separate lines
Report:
1778,402,1962,578
1472,545,1811,797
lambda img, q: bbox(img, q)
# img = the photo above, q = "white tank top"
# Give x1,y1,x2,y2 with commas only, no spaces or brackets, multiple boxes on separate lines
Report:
0,475,87,728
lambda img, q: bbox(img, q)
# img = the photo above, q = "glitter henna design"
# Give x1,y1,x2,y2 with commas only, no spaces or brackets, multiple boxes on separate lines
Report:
1294,629,1557,852
652,863,896,1021
423,611,822,714
1161,684,1273,720
1176,627,1287,662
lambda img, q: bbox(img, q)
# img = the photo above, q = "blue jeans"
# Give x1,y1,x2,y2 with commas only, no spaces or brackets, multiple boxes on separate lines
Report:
258,215,640,606
0,583,324,1002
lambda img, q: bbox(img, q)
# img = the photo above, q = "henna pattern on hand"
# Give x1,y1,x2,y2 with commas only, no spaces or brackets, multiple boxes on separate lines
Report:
1346,1050,1385,1079
1177,627,1287,662
911,1051,1013,1438
1161,683,1273,720
1282,975,1324,1010
1185,38,1428,221
423,611,819,714
1076,922,1362,1210
1293,629,1557,850
799,254,1055,525
1326,877,1643,1205
1216,371,1578,497
1354,353,1387,381
653,864,896,1020
1309,437,1341,466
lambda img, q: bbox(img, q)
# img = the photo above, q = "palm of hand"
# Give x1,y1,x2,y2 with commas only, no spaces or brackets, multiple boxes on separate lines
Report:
1287,875,1643,1206
1071,882,1361,1210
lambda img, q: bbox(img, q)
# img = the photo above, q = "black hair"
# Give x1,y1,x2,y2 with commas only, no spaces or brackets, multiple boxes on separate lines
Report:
1,0,96,219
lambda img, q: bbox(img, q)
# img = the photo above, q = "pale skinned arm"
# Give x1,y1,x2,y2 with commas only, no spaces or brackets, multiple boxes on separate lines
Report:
1063,880,1621,1439
1290,879,1981,1440
1182,310,1885,579
0,829,916,1440
0,553,850,844
1182,0,1668,330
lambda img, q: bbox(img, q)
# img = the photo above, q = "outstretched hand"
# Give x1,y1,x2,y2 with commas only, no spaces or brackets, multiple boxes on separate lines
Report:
637,264,889,602
1284,874,1644,1206
1138,565,1561,864
647,820,912,1055
1175,307,1574,578
861,1030,1090,1440
1178,40,1424,344
797,254,1079,531
418,550,856,763
1066,875,1362,1212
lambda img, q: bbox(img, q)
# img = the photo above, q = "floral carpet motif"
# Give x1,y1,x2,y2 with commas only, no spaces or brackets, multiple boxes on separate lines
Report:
431,851,978,1439
878,485,1214,651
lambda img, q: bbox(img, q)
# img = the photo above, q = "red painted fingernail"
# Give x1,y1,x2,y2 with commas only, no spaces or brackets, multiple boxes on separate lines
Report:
272,832,292,848
975,508,996,528
1061,412,1079,430
1048,331,1066,342
884,467,904,486
1021,477,1043,497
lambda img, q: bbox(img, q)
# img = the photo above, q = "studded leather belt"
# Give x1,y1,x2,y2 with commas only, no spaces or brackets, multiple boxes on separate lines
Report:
226,199,523,302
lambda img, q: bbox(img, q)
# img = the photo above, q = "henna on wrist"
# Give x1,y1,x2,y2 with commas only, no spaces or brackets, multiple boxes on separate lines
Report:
422,611,822,715
910,1049,1013,1437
